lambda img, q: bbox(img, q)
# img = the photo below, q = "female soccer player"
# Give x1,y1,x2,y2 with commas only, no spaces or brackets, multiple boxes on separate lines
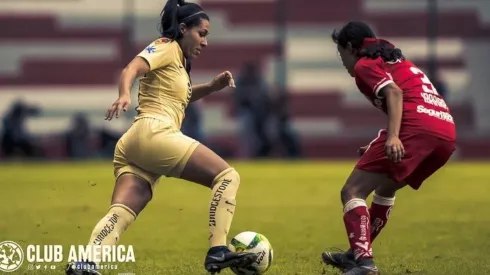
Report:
65,1,257,274
321,21,456,275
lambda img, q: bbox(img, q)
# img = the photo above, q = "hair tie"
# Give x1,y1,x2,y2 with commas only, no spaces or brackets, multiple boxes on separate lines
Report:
361,38,394,49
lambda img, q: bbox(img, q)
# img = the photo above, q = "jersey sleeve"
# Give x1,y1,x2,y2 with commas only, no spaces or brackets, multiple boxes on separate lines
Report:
354,59,393,98
137,39,176,71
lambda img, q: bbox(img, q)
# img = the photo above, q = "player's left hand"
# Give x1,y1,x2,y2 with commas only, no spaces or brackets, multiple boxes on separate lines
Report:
385,136,405,163
210,71,236,91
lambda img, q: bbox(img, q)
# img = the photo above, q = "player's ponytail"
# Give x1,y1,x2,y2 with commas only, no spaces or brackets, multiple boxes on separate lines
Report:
358,38,404,62
159,0,185,39
331,21,404,62
159,0,209,40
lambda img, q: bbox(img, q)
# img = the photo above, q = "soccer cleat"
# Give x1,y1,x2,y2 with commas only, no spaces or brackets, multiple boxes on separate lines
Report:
204,246,258,274
65,261,101,275
322,248,357,271
342,258,380,275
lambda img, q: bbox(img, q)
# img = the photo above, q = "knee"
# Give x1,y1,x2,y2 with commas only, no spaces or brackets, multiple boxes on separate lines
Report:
225,168,241,188
212,167,241,189
375,180,406,198
341,181,371,205
112,174,153,215
233,169,241,183
133,178,153,200
211,168,240,203
340,185,357,205
374,186,397,198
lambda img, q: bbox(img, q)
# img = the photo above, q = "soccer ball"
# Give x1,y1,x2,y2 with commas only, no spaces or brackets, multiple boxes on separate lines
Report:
228,231,273,275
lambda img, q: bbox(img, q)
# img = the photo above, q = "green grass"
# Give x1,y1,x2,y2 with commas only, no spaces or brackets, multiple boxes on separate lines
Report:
1,160,489,275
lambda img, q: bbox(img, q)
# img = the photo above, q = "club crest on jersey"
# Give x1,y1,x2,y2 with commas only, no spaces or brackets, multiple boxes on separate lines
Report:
155,38,171,45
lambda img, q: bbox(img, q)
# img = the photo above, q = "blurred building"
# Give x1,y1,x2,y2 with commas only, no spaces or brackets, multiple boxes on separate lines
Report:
0,0,489,159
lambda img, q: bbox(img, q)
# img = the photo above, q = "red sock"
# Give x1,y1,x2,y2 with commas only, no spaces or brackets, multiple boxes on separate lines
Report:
343,199,373,260
369,194,395,242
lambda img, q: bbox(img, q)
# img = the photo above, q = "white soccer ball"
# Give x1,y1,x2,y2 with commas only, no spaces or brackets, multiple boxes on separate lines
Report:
228,231,273,275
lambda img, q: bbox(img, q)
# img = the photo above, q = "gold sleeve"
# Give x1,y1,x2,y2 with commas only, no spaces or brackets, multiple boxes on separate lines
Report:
137,38,176,71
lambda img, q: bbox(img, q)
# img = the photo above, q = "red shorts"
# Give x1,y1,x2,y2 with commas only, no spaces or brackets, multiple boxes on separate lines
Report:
355,130,456,190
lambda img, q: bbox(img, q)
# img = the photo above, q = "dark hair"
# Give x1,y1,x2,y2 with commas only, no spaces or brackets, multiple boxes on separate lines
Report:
331,21,404,62
159,0,209,40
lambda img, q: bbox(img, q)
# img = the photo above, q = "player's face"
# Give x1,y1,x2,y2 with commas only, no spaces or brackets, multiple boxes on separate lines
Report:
337,44,357,77
180,19,210,60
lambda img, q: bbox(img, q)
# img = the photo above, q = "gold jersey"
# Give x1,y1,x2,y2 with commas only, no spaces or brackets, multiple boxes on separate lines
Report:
135,38,192,128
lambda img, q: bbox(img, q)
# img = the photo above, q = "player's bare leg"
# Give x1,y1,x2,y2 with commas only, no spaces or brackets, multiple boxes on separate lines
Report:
65,175,151,275
180,144,257,274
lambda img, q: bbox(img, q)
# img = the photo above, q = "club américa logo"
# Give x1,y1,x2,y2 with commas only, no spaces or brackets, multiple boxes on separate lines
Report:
0,241,135,272
0,241,24,272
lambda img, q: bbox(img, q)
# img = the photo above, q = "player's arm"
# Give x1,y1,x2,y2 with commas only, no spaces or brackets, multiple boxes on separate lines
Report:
190,71,236,102
106,41,173,120
108,57,151,118
378,83,403,139
106,58,150,120
355,60,403,137
120,41,173,98
118,57,150,98
379,83,405,162
355,60,405,162
190,83,215,102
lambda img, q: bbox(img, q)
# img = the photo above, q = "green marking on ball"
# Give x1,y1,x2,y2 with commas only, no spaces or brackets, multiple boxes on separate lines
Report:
247,233,261,249
230,238,249,251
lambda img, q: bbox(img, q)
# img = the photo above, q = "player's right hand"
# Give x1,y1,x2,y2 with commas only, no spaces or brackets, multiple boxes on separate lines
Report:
105,95,131,121
385,135,405,163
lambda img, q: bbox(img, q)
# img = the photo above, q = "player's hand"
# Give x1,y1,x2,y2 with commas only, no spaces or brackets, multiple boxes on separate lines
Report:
358,145,369,156
385,136,405,163
210,71,236,91
105,95,131,121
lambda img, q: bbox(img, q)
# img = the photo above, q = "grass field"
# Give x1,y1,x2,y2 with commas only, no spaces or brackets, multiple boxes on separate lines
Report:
1,160,489,275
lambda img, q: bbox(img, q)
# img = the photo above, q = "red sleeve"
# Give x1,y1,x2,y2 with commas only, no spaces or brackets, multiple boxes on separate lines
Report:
354,58,393,98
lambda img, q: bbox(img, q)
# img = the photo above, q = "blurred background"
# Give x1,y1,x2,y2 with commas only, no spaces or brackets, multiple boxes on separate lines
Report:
1,0,489,162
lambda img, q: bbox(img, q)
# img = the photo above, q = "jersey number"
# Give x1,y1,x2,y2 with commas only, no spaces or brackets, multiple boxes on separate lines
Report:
409,67,439,95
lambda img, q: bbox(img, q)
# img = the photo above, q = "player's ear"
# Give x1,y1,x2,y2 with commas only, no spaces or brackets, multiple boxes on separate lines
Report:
179,23,187,35
346,42,354,54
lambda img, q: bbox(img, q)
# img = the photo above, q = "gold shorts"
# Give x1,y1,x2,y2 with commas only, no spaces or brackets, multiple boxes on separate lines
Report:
113,117,200,187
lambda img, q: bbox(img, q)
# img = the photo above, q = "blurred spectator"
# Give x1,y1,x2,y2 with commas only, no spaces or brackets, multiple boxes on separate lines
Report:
0,100,41,159
181,101,206,143
431,71,449,100
270,88,301,158
65,113,94,159
98,128,120,159
234,62,272,158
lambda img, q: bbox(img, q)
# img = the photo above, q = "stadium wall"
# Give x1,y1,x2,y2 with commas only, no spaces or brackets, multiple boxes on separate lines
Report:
0,0,489,159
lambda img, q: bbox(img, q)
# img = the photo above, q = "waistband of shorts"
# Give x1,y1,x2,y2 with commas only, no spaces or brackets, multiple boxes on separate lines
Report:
134,115,177,127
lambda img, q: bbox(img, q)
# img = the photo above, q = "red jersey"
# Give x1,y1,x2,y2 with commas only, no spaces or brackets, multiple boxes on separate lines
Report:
354,57,456,141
